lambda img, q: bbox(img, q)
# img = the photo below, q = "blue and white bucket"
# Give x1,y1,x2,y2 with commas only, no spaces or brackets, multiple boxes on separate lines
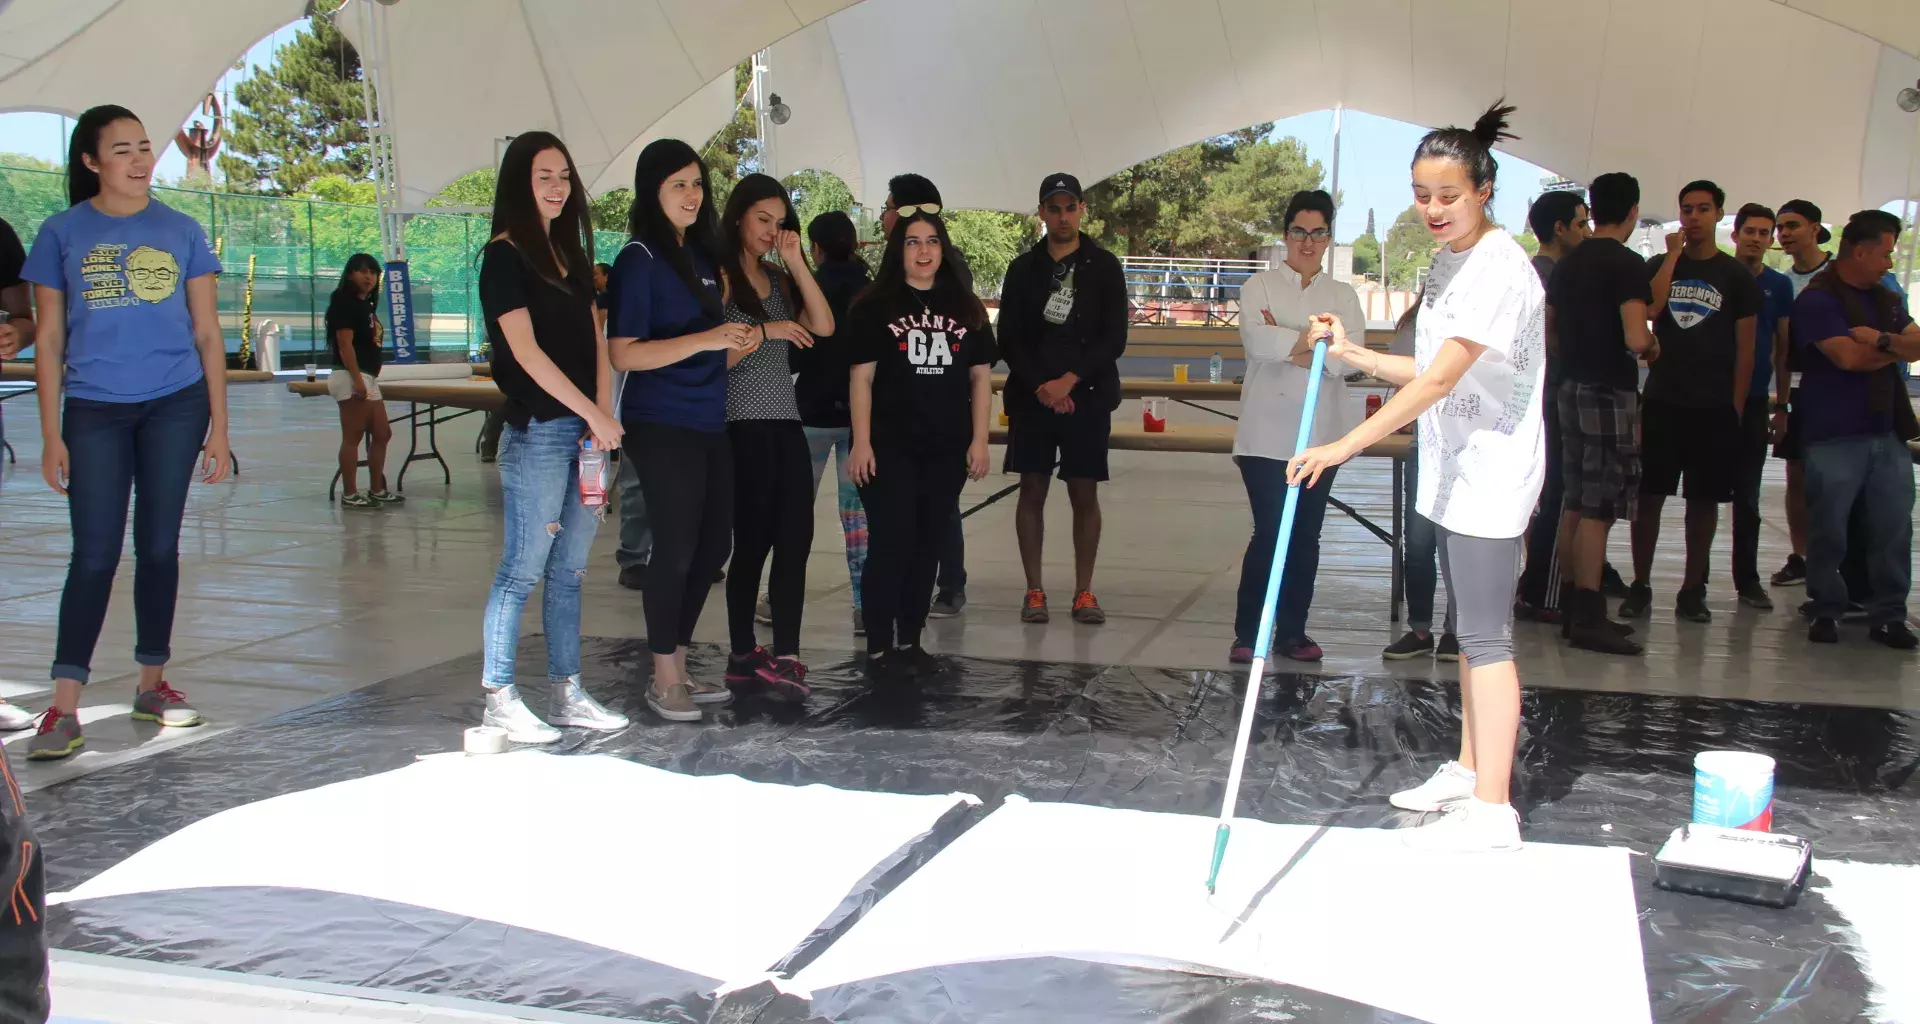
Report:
1692,750,1775,832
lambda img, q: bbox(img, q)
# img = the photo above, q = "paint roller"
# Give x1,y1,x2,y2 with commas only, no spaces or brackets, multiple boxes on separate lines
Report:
1206,330,1332,894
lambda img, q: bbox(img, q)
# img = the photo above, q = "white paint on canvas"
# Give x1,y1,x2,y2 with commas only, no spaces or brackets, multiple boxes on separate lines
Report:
791,797,1651,1024
58,752,974,986
1814,859,1920,1024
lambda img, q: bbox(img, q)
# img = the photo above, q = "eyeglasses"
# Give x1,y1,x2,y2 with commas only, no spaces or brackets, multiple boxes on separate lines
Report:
1286,227,1331,243
893,202,941,218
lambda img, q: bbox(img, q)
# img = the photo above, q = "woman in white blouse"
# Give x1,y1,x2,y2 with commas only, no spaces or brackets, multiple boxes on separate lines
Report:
1229,190,1365,664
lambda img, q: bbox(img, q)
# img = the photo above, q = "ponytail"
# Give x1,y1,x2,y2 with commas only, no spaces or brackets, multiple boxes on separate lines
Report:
1411,99,1518,205
66,104,143,207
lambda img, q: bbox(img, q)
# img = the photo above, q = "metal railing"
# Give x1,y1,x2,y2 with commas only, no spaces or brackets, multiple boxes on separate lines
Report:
1122,256,1269,326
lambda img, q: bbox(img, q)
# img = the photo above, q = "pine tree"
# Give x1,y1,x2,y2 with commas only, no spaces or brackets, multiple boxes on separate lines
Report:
218,8,368,195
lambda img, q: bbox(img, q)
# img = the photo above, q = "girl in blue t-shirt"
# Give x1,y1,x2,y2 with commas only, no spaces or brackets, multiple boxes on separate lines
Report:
14,106,231,760
607,139,754,722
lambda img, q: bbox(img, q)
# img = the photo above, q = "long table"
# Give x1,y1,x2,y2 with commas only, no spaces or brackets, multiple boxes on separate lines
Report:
1,363,273,468
290,377,1414,618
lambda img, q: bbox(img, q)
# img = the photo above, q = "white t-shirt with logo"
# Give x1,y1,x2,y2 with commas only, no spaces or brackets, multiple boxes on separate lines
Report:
1413,228,1547,539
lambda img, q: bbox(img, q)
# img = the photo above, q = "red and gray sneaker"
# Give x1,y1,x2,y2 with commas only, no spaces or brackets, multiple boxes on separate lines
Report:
1228,643,1255,664
757,655,811,703
26,708,84,761
1278,636,1324,662
726,647,775,691
131,682,203,727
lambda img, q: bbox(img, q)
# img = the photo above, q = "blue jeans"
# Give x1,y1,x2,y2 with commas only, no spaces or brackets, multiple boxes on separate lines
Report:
804,425,868,608
1804,433,1912,625
615,451,651,569
482,417,600,687
1402,442,1454,634
1235,455,1336,645
53,379,211,683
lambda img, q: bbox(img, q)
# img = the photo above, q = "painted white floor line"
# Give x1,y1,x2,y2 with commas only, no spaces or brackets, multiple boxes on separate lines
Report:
0,677,48,700
1814,860,1920,1024
1,703,132,746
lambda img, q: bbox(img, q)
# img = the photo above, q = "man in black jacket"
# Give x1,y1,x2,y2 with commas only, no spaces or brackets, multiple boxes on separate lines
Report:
999,174,1128,625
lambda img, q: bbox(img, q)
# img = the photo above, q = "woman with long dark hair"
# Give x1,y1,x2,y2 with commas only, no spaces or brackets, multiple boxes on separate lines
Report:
608,139,754,721
19,105,230,760
326,252,399,508
475,131,629,743
790,211,872,634
1289,102,1545,852
847,207,995,680
714,174,833,700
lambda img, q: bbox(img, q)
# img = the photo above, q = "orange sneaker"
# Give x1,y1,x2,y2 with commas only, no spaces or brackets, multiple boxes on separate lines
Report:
1072,591,1106,624
1020,589,1050,623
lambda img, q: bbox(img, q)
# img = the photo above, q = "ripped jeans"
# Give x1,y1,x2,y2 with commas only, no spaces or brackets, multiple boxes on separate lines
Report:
482,415,599,688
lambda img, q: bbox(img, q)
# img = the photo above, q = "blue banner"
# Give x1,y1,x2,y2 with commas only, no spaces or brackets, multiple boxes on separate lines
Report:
384,260,419,364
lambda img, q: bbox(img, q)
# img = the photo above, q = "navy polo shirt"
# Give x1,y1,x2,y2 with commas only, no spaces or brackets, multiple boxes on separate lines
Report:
610,238,726,432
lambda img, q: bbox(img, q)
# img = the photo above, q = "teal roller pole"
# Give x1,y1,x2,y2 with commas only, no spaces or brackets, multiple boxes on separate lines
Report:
1207,337,1330,893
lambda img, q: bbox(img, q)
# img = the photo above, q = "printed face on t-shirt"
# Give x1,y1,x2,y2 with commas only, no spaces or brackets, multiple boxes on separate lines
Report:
887,309,970,375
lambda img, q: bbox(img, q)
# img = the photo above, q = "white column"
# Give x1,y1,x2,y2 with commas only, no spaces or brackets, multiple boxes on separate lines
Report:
1326,105,1343,276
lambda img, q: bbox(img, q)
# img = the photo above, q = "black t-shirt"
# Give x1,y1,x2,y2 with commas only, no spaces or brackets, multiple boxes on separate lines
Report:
1548,237,1652,391
998,235,1129,413
850,285,998,455
480,239,599,428
324,291,381,374
0,216,24,290
1644,251,1758,409
792,258,871,428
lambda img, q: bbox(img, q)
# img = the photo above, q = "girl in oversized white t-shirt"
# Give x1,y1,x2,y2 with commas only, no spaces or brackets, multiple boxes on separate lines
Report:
1287,101,1545,854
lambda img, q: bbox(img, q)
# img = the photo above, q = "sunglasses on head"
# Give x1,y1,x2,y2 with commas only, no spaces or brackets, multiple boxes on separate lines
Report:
894,202,941,218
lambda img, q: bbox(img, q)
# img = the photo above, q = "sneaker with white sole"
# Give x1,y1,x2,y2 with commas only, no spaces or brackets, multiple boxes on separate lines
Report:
1389,761,1478,812
1400,797,1522,853
483,684,561,744
684,676,734,706
547,676,629,731
131,682,203,727
0,701,34,732
755,594,774,625
646,683,703,722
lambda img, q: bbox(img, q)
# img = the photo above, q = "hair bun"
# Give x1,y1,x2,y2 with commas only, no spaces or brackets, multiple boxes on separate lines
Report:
1472,101,1519,148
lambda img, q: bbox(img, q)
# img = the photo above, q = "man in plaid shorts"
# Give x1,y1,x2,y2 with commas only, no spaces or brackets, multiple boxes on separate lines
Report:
1546,172,1655,655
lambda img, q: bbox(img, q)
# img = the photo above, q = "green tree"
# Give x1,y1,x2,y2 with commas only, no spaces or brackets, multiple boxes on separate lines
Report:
430,169,495,209
1350,233,1381,281
218,4,368,195
1082,126,1323,259
783,169,854,230
591,189,633,233
1384,205,1436,290
297,174,375,205
702,62,761,214
945,210,1036,296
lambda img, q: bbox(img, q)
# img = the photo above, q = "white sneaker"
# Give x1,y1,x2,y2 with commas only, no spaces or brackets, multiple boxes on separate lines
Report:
1400,798,1522,853
1389,760,1478,812
482,684,562,744
548,676,629,731
0,701,35,732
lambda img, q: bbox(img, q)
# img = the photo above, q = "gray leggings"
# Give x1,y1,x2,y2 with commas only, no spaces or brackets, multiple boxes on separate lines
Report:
1436,527,1523,667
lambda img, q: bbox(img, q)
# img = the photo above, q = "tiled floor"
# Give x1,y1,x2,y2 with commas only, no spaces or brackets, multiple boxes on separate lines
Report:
1,380,1915,789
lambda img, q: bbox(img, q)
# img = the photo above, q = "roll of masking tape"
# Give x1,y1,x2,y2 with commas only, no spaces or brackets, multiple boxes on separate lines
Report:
464,725,509,755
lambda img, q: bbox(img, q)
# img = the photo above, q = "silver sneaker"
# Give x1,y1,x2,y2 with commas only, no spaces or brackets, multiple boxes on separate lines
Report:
482,684,561,744
548,675,629,731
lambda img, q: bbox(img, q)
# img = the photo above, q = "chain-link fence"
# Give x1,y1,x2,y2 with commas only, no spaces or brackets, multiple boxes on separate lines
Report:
0,164,624,365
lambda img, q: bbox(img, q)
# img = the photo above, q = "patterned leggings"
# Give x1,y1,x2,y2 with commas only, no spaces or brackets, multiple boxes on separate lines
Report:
804,425,868,609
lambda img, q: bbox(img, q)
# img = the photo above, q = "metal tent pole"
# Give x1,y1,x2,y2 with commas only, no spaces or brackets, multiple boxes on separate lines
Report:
1326,105,1342,277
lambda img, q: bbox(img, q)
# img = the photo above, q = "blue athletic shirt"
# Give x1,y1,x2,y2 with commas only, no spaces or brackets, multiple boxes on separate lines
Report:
21,198,221,402
1750,266,1793,398
610,238,726,432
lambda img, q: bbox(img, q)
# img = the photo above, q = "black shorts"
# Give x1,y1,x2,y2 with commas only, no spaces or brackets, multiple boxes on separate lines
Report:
1772,386,1803,461
1640,399,1739,503
1004,403,1112,481
1557,381,1640,522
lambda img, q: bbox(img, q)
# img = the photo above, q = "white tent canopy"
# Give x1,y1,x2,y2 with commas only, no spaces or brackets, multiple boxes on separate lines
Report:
2,0,1917,221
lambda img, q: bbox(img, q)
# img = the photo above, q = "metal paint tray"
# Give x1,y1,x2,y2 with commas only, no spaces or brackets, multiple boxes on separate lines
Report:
1653,824,1811,908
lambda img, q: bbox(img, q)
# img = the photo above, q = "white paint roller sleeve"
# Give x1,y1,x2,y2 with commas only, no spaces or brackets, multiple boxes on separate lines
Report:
463,726,508,754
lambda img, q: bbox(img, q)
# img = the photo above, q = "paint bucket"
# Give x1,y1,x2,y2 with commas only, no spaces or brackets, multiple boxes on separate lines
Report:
1692,750,1775,832
1142,396,1167,433
1173,363,1189,384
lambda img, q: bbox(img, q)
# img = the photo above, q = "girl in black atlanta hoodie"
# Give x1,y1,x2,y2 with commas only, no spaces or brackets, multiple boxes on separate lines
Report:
847,210,995,677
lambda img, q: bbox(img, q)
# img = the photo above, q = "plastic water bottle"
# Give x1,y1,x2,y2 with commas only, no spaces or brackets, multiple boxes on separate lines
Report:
578,440,609,509
1208,352,1223,384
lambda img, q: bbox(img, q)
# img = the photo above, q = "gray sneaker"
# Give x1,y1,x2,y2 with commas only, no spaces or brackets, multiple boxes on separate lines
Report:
646,683,703,722
25,709,84,761
132,682,203,727
929,590,967,618
755,594,774,625
684,676,734,706
482,684,561,744
548,676,629,731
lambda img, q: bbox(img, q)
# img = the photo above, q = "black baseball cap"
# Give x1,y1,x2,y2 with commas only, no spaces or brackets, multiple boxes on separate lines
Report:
1039,173,1083,203
1778,199,1831,244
